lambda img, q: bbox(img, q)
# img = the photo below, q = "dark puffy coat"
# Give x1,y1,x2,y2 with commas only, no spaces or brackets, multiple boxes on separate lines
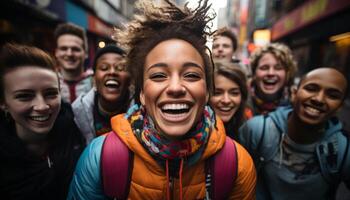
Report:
0,102,86,200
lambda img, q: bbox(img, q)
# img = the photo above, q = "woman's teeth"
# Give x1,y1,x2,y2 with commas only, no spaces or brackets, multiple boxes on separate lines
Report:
161,104,190,114
30,115,50,122
105,80,119,88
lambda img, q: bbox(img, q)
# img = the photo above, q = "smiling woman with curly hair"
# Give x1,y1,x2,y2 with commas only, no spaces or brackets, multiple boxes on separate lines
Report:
68,1,256,199
248,43,298,115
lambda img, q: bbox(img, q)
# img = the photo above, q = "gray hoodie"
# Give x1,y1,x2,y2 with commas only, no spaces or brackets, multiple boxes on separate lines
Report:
239,106,350,200
72,88,96,144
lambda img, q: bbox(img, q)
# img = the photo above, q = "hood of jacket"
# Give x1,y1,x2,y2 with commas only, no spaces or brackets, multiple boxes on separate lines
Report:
269,106,343,140
0,102,85,199
0,111,26,159
72,88,96,144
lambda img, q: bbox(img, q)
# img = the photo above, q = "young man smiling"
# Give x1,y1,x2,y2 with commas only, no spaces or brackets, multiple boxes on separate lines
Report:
54,23,93,103
212,27,238,62
248,43,297,115
239,68,349,199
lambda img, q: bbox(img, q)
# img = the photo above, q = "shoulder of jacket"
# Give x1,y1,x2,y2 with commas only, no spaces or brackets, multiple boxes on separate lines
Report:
245,115,270,136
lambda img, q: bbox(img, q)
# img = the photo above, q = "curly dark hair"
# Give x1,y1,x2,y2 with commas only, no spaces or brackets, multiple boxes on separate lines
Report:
113,0,215,104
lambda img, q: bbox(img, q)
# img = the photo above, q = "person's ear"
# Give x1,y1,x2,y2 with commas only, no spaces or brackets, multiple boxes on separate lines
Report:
140,90,145,106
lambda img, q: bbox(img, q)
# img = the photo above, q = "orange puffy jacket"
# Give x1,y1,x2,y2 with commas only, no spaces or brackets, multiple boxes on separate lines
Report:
110,114,256,200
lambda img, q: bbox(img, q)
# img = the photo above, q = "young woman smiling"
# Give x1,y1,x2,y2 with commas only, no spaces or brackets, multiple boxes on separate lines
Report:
248,43,297,115
68,0,256,199
0,44,85,199
210,62,249,140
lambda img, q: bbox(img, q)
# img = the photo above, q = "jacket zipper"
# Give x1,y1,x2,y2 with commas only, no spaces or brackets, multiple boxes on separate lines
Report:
47,155,53,168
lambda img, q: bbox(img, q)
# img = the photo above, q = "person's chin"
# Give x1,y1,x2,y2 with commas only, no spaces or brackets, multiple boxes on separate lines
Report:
159,125,192,140
101,93,121,104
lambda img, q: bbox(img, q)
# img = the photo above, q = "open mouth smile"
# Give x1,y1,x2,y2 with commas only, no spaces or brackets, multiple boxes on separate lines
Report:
217,106,234,113
105,79,120,89
29,115,50,122
303,104,325,117
263,78,278,86
159,103,193,122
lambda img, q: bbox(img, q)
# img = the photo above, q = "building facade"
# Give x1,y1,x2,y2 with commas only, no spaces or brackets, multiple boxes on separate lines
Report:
0,0,135,68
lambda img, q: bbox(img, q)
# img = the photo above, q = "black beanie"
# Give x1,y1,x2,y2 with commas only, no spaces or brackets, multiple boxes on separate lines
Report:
92,44,126,72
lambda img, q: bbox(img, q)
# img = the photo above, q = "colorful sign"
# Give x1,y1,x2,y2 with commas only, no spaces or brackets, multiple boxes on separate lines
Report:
88,14,113,38
253,29,271,46
271,0,350,40
66,1,113,38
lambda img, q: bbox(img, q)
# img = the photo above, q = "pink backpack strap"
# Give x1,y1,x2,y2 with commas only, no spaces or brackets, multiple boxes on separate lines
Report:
101,131,133,199
210,137,238,200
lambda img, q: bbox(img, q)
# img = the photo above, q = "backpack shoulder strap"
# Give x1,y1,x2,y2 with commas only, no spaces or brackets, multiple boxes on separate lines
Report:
338,131,349,178
209,137,238,200
101,131,133,199
316,129,349,184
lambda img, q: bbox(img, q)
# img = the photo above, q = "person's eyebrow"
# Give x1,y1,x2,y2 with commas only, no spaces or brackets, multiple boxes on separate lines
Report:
145,63,168,73
13,89,34,94
183,62,203,70
328,88,344,96
146,62,203,72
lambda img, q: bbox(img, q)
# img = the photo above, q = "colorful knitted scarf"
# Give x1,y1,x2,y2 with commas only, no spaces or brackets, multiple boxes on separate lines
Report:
125,104,215,167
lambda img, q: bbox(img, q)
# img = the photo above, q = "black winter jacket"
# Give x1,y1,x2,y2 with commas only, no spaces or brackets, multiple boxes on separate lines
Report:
0,102,86,200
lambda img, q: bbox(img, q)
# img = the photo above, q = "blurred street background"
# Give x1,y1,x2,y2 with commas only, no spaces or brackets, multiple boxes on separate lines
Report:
1,0,349,92
0,0,349,198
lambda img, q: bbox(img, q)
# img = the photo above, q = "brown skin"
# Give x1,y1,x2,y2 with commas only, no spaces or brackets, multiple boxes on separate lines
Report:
287,68,347,144
94,53,130,114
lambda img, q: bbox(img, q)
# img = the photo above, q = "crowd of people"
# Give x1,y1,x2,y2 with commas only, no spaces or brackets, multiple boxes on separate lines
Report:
0,0,349,199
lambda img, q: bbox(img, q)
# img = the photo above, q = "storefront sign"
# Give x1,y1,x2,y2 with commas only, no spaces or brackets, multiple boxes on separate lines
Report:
272,0,350,40
88,14,113,38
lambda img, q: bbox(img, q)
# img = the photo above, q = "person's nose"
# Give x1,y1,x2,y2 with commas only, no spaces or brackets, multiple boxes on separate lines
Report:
311,90,325,106
267,67,276,75
218,45,224,52
66,48,73,56
221,92,231,104
166,76,186,97
109,66,117,74
33,95,50,111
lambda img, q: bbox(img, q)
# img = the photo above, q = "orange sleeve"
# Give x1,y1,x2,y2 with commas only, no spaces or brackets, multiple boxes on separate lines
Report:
229,141,257,200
